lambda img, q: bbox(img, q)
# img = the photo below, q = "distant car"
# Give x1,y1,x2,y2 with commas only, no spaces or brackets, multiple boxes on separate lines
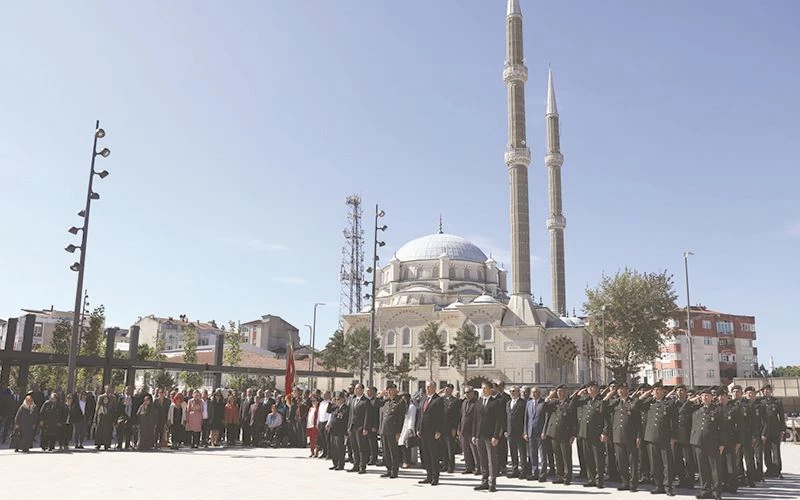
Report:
785,416,800,441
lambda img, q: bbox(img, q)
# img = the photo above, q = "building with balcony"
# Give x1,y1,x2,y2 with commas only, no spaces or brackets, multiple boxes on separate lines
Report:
132,315,223,351
639,306,757,387
240,315,300,354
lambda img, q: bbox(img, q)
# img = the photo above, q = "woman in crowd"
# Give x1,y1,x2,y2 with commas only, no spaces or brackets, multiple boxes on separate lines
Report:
168,393,187,449
71,391,89,449
94,394,114,451
307,397,319,457
13,391,38,452
63,393,75,450
398,392,418,469
186,390,204,449
136,393,157,451
209,390,225,446
223,394,239,446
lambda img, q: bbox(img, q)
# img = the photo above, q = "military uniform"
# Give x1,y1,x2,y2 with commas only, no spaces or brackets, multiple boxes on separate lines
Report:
643,395,676,495
327,398,349,470
573,392,608,487
575,400,587,480
673,396,696,487
760,394,784,478
750,396,766,481
544,396,575,484
609,395,642,491
719,399,744,492
688,400,725,500
380,395,407,478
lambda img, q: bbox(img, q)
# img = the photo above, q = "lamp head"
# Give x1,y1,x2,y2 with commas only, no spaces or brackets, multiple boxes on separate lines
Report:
70,262,81,272
377,241,385,247
377,210,385,217
90,192,100,200
366,267,373,273
65,244,79,253
78,210,86,217
97,148,111,158
68,226,81,235
378,224,388,231
96,170,109,179
95,128,106,139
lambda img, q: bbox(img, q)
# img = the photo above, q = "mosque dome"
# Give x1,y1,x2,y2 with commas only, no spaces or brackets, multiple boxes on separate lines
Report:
395,233,488,263
472,294,498,304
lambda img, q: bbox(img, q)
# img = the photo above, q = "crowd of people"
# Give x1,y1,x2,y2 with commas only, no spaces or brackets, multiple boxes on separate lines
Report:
0,378,789,499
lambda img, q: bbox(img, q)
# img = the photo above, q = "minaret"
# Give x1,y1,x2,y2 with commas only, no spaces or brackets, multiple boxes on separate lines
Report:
504,0,535,321
546,68,567,316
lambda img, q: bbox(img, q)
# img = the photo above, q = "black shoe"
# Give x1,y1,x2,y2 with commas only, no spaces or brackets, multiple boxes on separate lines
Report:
419,479,431,484
631,486,638,492
618,484,630,491
347,467,358,472
666,490,675,497
461,469,474,474
329,466,337,470
358,469,366,474
489,481,497,492
651,488,666,495
584,482,597,487
474,483,489,491
553,478,564,484
431,479,439,486
564,480,571,486
508,470,519,478
538,475,547,482
380,473,390,478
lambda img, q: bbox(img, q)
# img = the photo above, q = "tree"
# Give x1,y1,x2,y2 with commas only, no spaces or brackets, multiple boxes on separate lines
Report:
30,319,73,391
319,329,347,386
343,326,384,383
153,370,176,390
137,342,168,388
180,324,203,389
415,321,445,381
381,357,415,387
449,324,485,385
584,269,678,382
772,365,800,377
77,305,106,390
224,320,246,390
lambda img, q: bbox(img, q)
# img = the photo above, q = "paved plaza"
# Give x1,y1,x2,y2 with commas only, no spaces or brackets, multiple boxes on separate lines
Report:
2,443,800,499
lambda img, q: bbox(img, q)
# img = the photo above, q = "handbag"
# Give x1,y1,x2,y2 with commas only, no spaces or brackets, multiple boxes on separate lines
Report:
10,428,20,450
406,431,420,448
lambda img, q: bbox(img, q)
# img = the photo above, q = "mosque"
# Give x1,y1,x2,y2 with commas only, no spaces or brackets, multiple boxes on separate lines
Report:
341,0,597,392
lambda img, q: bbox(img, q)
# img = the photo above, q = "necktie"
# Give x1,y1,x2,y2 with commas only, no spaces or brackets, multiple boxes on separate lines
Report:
424,397,430,411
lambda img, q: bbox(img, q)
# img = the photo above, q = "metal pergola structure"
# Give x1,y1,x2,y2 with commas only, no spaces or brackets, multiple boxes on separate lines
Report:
0,314,347,390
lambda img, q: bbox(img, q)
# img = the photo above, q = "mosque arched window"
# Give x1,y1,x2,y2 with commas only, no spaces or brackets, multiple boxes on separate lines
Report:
481,324,494,342
464,268,471,280
386,330,396,347
401,327,412,347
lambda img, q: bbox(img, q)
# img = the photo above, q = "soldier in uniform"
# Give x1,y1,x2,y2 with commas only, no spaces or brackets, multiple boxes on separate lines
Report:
717,389,743,493
604,382,620,483
760,384,784,479
380,383,407,479
608,382,642,492
636,383,653,485
673,384,697,488
326,392,349,471
641,382,676,496
574,386,588,481
686,388,725,500
746,386,765,482
733,385,757,487
441,383,461,474
571,381,609,488
544,384,576,485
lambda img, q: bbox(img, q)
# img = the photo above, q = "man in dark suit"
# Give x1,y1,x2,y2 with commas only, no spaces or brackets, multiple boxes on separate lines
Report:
494,380,510,475
347,383,369,474
459,386,480,475
239,388,254,446
441,383,461,473
366,386,382,465
417,381,444,486
380,383,407,478
505,385,528,479
250,395,267,446
473,381,504,492
523,387,547,480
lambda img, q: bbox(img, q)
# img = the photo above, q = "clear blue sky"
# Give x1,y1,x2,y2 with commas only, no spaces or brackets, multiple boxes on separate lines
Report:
1,1,797,366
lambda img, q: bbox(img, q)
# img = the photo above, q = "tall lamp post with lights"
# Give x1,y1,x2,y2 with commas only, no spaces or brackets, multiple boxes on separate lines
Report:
65,121,111,393
600,304,610,384
309,302,325,389
684,251,696,388
363,205,386,388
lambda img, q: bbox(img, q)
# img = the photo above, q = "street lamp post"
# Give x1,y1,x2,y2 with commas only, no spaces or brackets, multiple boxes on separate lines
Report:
684,251,696,388
66,121,111,394
309,302,325,389
365,205,386,388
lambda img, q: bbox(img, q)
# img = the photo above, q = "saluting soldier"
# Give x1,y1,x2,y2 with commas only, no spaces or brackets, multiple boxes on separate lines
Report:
673,384,697,488
746,386,766,482
717,389,744,493
543,384,576,485
326,392,350,471
759,384,784,479
636,383,653,484
686,388,726,500
571,381,609,488
380,383,407,479
734,386,758,486
641,382,677,496
608,382,642,492
574,388,587,481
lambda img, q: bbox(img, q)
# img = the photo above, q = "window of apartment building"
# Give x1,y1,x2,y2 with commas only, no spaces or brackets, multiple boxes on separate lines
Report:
718,338,729,347
720,353,736,363
402,352,410,365
483,348,494,366
703,337,714,345
702,320,712,329
439,352,448,367
481,324,494,342
467,354,479,367
704,353,714,362
667,319,680,329
386,331,396,347
716,321,734,334
401,327,411,346
418,380,426,392
417,353,427,368
386,353,395,366
684,320,694,328
33,323,43,337
401,380,410,393
742,355,753,363
740,323,755,332
706,369,715,378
